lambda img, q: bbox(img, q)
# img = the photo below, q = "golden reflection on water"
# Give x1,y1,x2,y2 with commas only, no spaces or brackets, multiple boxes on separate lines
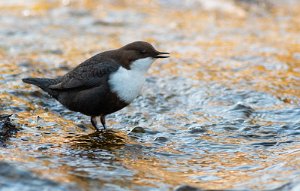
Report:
0,0,300,190
121,151,257,190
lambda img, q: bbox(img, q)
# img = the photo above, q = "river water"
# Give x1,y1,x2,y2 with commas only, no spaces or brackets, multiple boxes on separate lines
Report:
0,0,300,190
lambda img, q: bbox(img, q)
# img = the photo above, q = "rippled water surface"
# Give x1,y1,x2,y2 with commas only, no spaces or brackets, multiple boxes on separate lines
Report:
0,0,300,190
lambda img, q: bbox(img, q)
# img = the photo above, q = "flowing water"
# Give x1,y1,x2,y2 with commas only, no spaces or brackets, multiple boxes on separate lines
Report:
0,0,300,190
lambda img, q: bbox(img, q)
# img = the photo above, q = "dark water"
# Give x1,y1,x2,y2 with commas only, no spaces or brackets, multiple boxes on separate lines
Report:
0,0,300,190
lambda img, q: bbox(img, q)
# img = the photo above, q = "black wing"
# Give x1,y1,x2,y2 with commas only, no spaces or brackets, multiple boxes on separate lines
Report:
49,57,120,90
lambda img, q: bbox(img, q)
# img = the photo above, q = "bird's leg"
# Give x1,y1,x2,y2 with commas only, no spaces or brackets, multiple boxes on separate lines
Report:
100,115,106,130
91,116,100,131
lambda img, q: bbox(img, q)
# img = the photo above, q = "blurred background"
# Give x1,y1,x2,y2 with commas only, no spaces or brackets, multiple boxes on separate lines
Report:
0,0,300,190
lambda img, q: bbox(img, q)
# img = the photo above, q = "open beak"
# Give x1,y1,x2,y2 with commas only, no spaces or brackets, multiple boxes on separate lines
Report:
154,51,170,58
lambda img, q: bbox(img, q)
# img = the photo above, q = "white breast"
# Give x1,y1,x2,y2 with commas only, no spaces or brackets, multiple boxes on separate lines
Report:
109,57,155,103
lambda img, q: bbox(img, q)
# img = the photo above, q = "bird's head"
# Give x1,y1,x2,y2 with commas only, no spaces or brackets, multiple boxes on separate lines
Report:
118,41,169,72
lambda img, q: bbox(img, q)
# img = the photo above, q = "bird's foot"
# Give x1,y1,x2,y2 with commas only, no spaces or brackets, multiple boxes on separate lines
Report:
91,116,100,131
91,116,107,131
100,115,106,130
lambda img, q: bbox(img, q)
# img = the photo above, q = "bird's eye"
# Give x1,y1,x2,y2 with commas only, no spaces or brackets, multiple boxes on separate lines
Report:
140,50,146,54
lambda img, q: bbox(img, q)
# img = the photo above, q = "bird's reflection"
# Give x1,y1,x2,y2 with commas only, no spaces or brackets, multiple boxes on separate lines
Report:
69,129,128,150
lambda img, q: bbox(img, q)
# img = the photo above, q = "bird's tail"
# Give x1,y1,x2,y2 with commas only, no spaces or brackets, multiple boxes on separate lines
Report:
22,78,60,97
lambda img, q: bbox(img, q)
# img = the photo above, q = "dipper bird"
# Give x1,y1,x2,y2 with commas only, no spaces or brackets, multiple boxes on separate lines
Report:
22,41,169,131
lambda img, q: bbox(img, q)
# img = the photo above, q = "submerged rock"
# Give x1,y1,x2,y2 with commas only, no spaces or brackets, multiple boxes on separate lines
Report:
154,136,168,142
174,185,203,191
174,184,239,191
188,125,208,134
130,126,146,133
0,114,19,146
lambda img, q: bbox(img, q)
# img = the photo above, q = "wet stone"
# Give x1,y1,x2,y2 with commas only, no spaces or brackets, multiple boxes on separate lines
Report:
21,137,30,141
252,141,278,147
223,126,239,131
174,185,203,191
154,136,168,142
130,126,146,133
241,126,254,132
281,125,289,129
38,146,49,151
188,125,207,134
0,114,19,146
37,144,53,151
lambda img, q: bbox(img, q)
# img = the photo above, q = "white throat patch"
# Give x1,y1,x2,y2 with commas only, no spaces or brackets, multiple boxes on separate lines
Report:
109,57,155,103
130,57,154,72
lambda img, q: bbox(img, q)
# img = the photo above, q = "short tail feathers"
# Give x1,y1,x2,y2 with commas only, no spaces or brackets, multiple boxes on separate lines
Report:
22,77,60,97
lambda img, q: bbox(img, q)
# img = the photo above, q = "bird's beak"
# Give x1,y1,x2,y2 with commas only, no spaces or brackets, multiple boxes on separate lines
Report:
154,51,170,58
